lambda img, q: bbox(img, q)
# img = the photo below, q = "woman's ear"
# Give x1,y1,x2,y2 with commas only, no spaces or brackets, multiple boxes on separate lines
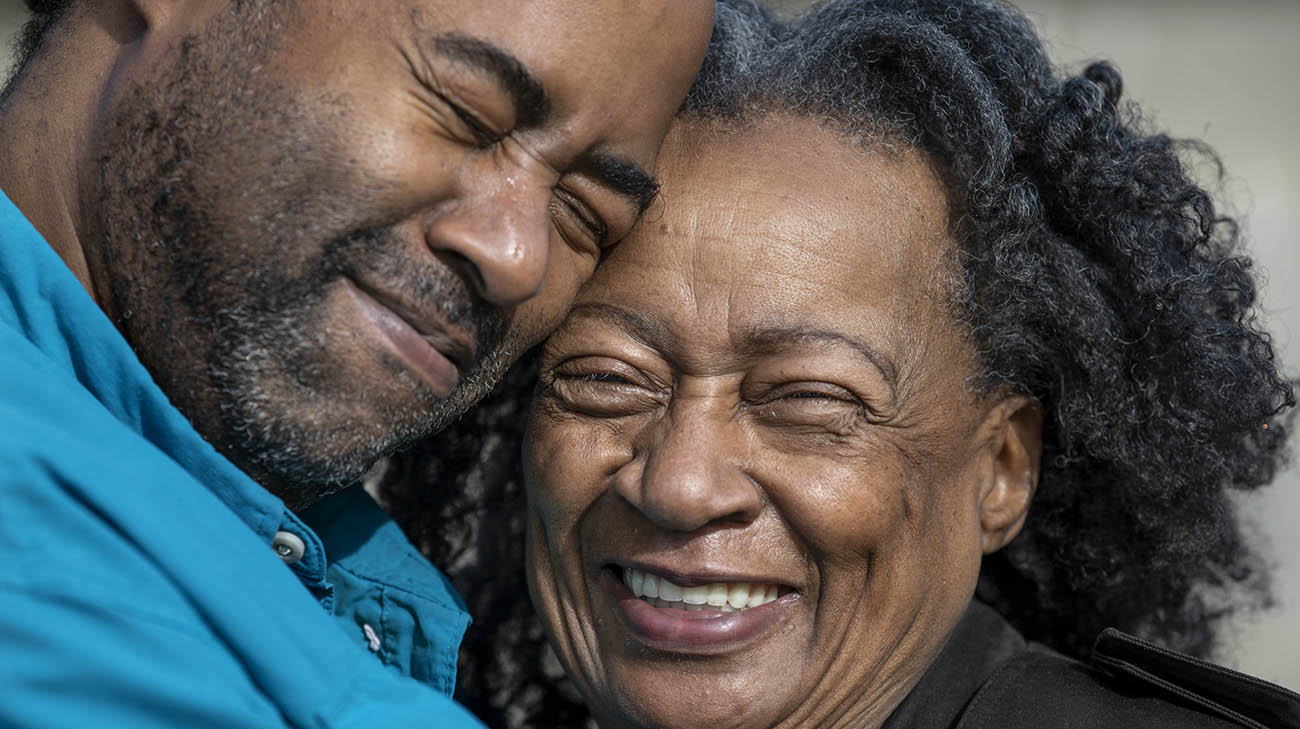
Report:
978,395,1043,554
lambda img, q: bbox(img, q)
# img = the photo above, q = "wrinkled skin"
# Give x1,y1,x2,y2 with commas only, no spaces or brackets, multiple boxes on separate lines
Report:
39,0,712,506
526,116,1042,729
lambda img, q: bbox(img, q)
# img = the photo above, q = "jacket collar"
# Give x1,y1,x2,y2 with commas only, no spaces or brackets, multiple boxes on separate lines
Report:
882,600,1028,729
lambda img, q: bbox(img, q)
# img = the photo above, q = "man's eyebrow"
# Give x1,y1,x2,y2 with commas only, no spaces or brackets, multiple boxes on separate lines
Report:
583,152,661,215
430,34,656,215
432,34,550,128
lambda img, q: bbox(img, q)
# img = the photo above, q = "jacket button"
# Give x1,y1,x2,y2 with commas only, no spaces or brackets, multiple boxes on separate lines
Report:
271,531,306,564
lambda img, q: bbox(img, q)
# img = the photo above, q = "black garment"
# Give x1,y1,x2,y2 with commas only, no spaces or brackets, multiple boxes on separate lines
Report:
882,601,1300,729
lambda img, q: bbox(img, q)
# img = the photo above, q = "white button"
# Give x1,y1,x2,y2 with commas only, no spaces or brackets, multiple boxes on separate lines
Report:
271,531,306,564
362,623,381,653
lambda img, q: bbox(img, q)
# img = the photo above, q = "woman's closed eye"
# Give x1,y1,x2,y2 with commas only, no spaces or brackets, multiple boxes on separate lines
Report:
751,383,874,432
546,359,661,417
570,371,632,386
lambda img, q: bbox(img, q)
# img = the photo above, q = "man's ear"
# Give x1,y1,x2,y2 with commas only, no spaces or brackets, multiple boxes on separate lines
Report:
94,0,174,48
978,395,1043,554
121,0,195,33
128,0,175,29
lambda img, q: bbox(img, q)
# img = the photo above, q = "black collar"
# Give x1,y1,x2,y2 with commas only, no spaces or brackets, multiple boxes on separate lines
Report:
881,601,1027,729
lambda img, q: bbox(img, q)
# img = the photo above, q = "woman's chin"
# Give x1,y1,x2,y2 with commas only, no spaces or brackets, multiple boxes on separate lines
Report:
594,660,800,729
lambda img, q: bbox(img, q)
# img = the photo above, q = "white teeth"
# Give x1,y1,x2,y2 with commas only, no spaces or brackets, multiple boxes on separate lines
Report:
621,567,785,612
728,582,750,607
659,580,683,602
681,585,708,605
706,583,728,607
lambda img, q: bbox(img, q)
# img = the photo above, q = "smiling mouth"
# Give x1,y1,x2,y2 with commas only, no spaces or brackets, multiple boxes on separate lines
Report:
619,566,788,612
352,280,475,371
343,278,475,395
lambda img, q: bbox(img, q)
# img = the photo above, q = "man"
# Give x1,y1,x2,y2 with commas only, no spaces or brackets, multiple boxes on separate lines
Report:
0,0,713,726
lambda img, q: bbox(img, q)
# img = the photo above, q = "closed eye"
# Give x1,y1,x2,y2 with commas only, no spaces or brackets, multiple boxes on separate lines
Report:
568,371,629,384
782,390,849,401
447,100,502,146
769,383,861,405
748,382,874,436
544,358,662,417
552,188,610,249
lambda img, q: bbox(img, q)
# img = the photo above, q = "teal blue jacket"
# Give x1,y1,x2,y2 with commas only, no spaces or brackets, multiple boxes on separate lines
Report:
0,190,482,728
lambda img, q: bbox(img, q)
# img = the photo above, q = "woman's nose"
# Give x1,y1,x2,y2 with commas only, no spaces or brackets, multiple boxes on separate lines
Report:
616,403,763,533
424,163,553,307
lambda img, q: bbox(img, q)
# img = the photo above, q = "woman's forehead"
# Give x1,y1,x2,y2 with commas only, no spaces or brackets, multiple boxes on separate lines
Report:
580,115,960,348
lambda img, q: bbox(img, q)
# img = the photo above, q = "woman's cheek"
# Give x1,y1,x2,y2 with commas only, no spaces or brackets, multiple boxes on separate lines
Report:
524,414,606,565
524,416,573,525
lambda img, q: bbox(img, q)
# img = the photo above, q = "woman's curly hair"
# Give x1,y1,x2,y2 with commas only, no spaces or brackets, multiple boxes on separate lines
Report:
379,1,1294,726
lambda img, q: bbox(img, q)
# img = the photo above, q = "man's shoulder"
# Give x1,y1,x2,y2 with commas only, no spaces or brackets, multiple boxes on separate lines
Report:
0,318,265,615
0,321,184,502
0,323,200,601
955,630,1300,729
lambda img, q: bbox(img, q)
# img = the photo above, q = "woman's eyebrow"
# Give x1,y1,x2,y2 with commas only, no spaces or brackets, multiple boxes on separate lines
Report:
567,303,671,350
431,33,550,128
744,327,900,385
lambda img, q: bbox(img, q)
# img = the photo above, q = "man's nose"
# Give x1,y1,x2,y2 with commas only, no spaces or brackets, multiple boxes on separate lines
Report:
424,161,553,307
615,400,763,533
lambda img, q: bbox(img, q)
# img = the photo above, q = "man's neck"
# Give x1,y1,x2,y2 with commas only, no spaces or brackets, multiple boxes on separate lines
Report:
0,92,89,290
0,3,144,315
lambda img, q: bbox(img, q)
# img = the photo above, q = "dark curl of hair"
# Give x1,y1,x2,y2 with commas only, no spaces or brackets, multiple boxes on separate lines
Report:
380,1,1294,727
8,0,73,80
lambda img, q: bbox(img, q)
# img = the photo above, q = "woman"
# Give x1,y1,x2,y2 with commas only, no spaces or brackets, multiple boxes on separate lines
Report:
381,1,1299,727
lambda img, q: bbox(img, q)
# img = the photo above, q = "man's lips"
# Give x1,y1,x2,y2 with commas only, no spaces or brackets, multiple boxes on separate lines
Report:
343,279,475,395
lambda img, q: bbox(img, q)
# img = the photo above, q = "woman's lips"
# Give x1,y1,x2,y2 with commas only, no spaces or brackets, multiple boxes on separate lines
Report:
603,566,798,654
344,280,467,396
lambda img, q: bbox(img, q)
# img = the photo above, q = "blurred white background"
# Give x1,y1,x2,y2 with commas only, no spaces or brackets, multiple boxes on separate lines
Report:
2,0,1294,688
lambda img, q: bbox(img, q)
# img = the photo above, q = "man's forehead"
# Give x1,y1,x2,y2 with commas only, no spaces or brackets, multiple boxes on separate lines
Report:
406,0,669,45
398,0,712,210
409,0,708,81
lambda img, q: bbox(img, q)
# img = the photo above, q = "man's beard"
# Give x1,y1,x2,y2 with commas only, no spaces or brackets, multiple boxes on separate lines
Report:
204,227,515,503
85,3,517,506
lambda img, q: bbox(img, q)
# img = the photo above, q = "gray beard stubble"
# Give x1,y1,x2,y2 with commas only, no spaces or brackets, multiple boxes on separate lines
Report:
88,4,516,506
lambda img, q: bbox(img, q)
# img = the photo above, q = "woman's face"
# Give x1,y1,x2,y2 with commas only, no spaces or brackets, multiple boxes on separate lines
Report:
524,116,1039,729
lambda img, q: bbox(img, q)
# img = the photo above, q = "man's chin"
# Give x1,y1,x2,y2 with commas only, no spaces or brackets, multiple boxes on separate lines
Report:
212,393,427,508
210,331,515,507
231,437,389,510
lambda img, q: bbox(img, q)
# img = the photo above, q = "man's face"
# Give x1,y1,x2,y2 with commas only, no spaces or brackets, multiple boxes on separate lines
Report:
82,0,713,504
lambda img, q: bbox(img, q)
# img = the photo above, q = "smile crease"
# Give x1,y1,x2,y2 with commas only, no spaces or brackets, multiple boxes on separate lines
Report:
621,567,783,612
